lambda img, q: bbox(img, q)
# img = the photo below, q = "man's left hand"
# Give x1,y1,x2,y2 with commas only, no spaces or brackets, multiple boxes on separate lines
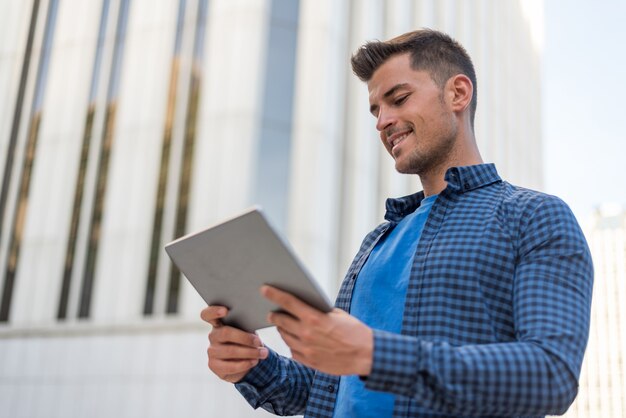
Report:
261,285,373,376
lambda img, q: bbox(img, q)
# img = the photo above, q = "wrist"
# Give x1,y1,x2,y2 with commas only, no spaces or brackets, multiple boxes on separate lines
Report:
357,326,374,376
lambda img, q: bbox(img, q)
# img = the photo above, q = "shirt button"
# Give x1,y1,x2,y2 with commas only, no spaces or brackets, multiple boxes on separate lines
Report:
464,182,470,190
326,384,335,393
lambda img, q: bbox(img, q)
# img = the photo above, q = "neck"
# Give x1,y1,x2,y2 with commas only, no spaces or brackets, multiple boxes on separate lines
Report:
420,135,483,197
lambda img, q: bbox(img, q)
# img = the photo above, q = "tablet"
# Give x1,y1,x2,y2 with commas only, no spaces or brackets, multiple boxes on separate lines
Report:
165,207,333,332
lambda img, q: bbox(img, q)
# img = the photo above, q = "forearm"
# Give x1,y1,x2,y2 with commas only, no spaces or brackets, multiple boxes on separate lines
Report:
236,348,314,415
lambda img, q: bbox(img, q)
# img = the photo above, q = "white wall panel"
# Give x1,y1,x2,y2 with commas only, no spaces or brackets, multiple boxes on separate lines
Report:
501,1,516,184
285,0,351,295
11,0,103,324
92,0,178,321
0,328,275,417
178,279,206,319
338,0,385,281
189,0,271,228
384,0,413,38
0,380,18,418
1,338,30,416
414,0,436,28
517,0,543,190
487,1,506,179
436,0,457,35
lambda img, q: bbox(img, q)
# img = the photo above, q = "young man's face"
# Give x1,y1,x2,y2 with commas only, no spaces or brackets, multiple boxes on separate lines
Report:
367,53,458,175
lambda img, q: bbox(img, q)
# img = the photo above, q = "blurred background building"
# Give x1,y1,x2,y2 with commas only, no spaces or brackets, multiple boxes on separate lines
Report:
0,0,559,417
563,206,626,418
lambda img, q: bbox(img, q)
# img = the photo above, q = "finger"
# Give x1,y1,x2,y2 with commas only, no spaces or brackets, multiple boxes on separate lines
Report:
275,331,306,364
260,285,321,320
276,326,303,350
200,306,228,326
268,311,301,336
223,359,261,383
210,326,263,348
210,358,259,379
275,326,311,365
208,344,269,361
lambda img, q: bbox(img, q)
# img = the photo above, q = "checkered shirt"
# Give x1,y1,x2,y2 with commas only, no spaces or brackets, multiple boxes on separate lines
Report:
235,164,593,417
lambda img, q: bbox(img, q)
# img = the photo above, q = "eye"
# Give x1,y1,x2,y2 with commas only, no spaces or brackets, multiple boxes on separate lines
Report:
393,94,409,106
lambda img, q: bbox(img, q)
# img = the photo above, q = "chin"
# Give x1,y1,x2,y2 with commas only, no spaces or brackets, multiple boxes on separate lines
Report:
394,163,414,175
395,159,423,175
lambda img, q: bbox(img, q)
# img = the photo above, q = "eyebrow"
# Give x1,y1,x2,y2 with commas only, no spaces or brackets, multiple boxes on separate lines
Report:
369,83,410,115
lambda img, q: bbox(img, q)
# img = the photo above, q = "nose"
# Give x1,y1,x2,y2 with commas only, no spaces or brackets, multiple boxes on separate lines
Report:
375,106,395,132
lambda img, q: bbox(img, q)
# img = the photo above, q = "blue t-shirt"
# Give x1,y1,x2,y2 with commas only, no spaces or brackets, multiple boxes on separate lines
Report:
333,194,438,417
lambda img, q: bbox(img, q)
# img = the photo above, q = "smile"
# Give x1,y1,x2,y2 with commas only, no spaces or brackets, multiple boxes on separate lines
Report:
388,129,412,149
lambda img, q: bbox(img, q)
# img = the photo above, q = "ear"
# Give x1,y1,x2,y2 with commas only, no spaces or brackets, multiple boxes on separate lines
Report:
446,74,473,113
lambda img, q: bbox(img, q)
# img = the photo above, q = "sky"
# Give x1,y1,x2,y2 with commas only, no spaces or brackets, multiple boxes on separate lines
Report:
543,0,626,221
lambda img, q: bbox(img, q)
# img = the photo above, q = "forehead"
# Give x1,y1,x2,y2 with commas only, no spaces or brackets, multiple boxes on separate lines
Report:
367,53,429,102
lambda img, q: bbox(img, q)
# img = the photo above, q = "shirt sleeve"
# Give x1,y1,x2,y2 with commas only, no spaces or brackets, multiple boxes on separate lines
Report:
235,347,315,416
362,196,594,416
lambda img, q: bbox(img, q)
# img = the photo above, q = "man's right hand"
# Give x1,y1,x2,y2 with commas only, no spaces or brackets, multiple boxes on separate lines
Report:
200,306,269,383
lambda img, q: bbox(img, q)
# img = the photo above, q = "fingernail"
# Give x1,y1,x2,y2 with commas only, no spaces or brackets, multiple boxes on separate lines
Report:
217,307,227,316
253,336,262,347
258,347,269,359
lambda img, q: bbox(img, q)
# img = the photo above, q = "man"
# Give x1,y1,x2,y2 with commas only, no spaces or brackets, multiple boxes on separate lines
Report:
201,29,593,417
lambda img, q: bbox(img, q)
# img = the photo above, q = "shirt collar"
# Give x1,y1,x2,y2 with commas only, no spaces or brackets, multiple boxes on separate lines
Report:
384,163,501,223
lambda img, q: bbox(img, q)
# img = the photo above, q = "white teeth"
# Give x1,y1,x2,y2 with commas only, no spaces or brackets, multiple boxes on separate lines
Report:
391,132,409,147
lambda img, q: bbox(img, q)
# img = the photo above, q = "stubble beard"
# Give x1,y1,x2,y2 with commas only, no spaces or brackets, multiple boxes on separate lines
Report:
396,91,459,176
396,123,458,176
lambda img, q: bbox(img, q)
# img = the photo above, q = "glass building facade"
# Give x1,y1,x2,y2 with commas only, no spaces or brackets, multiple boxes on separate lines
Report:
0,1,545,416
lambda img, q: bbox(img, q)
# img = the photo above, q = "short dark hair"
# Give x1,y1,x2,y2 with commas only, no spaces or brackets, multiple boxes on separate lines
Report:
351,29,477,127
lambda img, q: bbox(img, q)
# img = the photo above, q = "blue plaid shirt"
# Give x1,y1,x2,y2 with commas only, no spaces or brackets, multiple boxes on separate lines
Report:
236,164,593,417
